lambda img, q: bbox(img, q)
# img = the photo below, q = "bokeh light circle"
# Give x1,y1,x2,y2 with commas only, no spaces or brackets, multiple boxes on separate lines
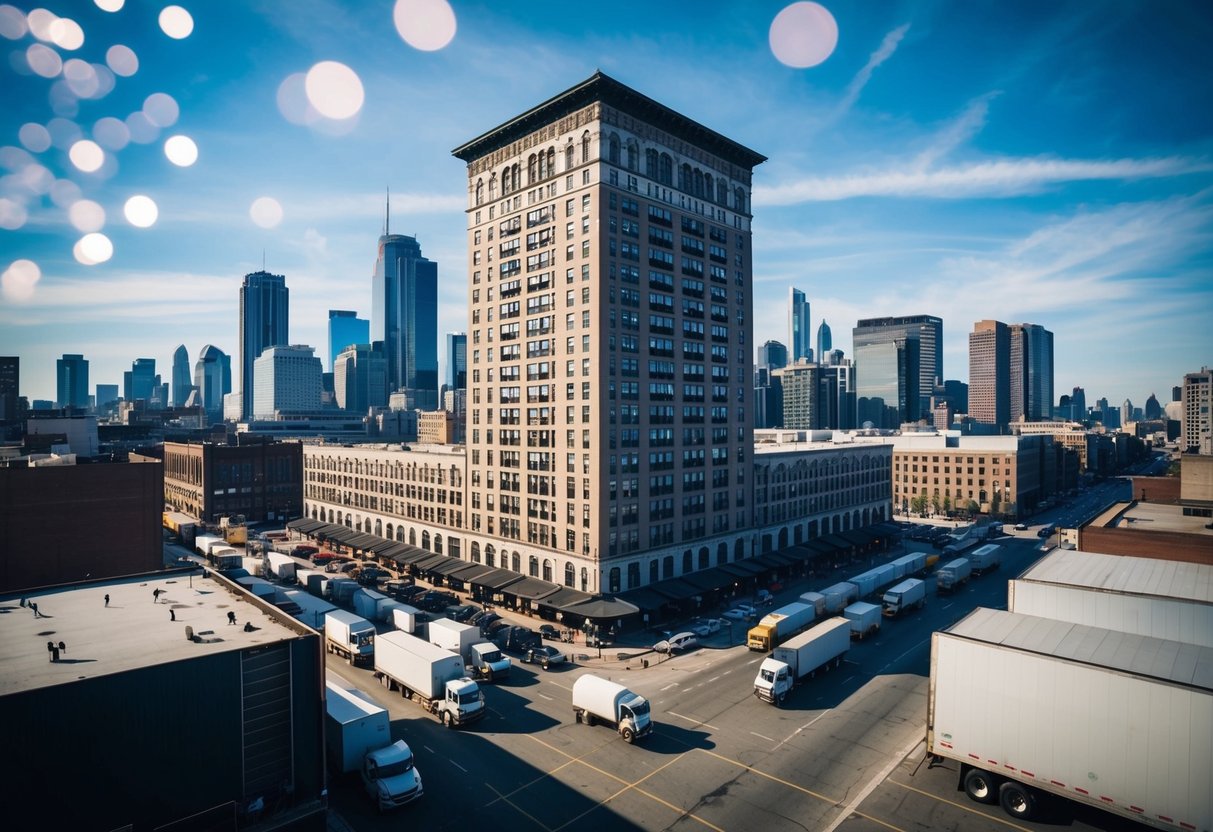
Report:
68,198,105,232
158,5,193,39
0,5,30,40
769,2,839,69
18,122,52,153
123,194,158,228
68,139,104,172
164,134,197,166
393,0,457,52
48,16,83,50
304,61,364,120
0,198,28,231
1,258,41,300
106,44,137,76
95,0,125,11
26,42,62,77
143,92,179,127
125,111,159,144
63,58,99,97
93,116,130,150
249,196,283,228
26,8,57,42
74,232,113,265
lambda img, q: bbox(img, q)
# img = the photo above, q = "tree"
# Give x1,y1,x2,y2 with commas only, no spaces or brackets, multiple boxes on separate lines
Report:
942,494,952,515
931,492,941,514
967,500,980,516
991,491,1002,515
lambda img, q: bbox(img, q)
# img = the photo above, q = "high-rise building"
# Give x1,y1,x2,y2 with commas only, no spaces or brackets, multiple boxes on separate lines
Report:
1144,393,1162,420
193,345,231,421
171,345,191,407
1120,398,1133,428
757,340,788,372
239,270,289,421
445,332,467,392
816,320,832,366
95,384,119,412
1008,323,1054,422
252,345,322,418
773,363,818,429
371,225,438,410
334,342,387,414
969,319,1010,429
0,356,18,421
123,358,159,406
56,353,89,409
452,71,764,592
328,310,370,372
1070,386,1086,422
853,315,942,423
788,288,810,362
1182,367,1212,454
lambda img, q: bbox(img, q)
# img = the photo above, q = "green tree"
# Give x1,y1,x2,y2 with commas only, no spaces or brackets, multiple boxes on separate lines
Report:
942,494,952,515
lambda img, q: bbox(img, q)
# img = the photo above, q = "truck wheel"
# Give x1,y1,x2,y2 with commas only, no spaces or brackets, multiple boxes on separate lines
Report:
622,727,635,744
442,711,453,728
998,781,1037,820
775,692,786,707
585,712,595,727
962,768,998,804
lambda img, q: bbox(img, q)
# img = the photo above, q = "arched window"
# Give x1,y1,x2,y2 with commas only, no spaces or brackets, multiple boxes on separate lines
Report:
421,530,431,550
659,153,673,186
626,140,638,171
717,180,727,204
564,562,575,587
511,552,521,573
608,133,621,166
409,528,416,545
374,519,382,537
545,147,555,177
581,567,588,592
566,142,575,171
693,169,704,198
471,541,481,564
385,523,393,540
679,163,691,192
649,560,658,584
699,547,709,569
662,555,674,579
475,179,484,205
434,533,443,555
396,526,404,542
542,558,552,582
645,148,658,179
682,550,692,573
489,174,497,200
580,130,590,164
528,154,537,184
485,543,495,567
717,542,727,565
704,173,714,201
734,186,745,213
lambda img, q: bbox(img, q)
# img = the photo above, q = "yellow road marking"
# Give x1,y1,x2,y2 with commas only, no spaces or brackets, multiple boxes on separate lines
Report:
485,781,553,832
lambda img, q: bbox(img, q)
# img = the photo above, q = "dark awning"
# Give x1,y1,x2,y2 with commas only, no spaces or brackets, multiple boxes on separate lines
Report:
391,546,434,566
366,538,400,554
539,587,593,609
412,553,449,573
347,533,383,551
724,558,766,576
324,526,360,544
287,518,324,533
426,556,478,577
839,530,869,547
560,596,640,619
501,576,559,601
455,563,497,584
468,567,526,591
818,534,850,552
650,578,700,601
718,562,753,579
756,551,796,568
680,568,733,592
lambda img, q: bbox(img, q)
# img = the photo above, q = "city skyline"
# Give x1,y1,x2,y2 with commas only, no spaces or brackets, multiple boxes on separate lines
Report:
2,1,1210,403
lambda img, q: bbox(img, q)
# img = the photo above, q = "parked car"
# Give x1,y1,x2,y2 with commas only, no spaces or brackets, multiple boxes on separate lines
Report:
1037,525,1056,538
494,625,541,653
689,618,721,637
447,604,480,623
755,589,775,606
356,568,391,586
538,623,562,641
653,632,699,654
523,645,566,670
722,604,756,621
415,590,458,612
292,544,318,558
483,618,510,640
476,612,503,635
394,584,427,602
1014,522,1028,531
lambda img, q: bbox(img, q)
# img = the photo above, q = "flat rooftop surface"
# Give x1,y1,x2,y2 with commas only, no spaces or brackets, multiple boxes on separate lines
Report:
1092,500,1213,536
1020,549,1213,603
0,570,305,697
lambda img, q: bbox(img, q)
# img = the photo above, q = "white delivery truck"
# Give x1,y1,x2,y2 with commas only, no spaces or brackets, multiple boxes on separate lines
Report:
890,551,927,579
747,601,816,652
753,618,851,706
306,572,329,598
928,608,1213,828
281,588,336,630
846,569,880,598
325,609,376,667
428,617,511,680
325,683,423,811
373,630,484,728
391,604,425,635
354,588,391,622
572,674,652,743
820,582,858,614
967,543,1001,576
843,601,881,639
935,558,972,594
797,591,826,617
881,578,926,617
265,552,297,582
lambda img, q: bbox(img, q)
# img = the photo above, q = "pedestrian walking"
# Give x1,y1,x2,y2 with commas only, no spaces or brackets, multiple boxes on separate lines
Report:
153,588,161,603
31,602,39,618
104,593,110,607
58,640,66,655
51,645,60,662
47,641,54,662
227,611,237,625
170,609,176,621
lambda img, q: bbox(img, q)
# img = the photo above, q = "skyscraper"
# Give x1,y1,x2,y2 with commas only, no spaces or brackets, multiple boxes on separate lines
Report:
445,332,467,392
969,319,1010,429
95,383,119,412
757,340,788,372
816,320,832,366
452,71,764,592
239,270,289,421
1144,393,1162,420
194,344,231,421
853,315,942,423
328,310,370,372
171,344,191,407
123,358,159,405
1182,367,1212,454
372,224,438,411
788,288,810,362
334,342,387,414
1070,386,1086,422
1008,323,1054,422
252,345,322,418
56,353,89,409
0,355,18,421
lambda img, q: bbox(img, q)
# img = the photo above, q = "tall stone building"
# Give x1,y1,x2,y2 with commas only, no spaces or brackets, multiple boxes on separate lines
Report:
452,72,764,594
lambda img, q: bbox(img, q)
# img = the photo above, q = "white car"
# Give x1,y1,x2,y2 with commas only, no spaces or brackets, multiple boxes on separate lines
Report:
653,631,699,653
722,605,755,621
689,618,721,637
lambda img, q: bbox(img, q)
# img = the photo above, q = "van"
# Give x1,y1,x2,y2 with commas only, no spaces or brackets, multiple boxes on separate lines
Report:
654,632,698,653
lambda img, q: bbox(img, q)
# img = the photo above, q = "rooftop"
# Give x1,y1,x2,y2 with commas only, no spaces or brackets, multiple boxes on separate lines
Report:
1019,549,1213,603
0,569,308,697
1092,500,1213,537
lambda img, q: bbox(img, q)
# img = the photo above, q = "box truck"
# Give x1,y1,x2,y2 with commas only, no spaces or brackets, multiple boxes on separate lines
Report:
890,551,927,579
928,608,1212,828
325,683,423,811
820,582,858,614
572,674,652,743
325,609,376,667
329,578,360,605
354,588,392,622
391,604,425,635
373,630,484,727
281,588,335,629
881,578,926,617
967,544,1001,576
935,558,972,594
747,601,816,652
845,569,881,599
797,591,826,617
753,618,851,706
843,602,881,639
265,552,297,582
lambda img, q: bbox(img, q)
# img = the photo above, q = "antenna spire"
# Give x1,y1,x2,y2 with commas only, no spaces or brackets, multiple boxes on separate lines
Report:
385,186,390,236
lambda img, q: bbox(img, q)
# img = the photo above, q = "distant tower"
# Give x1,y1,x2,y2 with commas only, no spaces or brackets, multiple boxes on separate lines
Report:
788,288,810,362
334,342,388,413
123,358,159,405
1008,323,1053,422
968,320,1010,429
0,355,18,421
816,320,832,366
194,345,231,421
1070,386,1086,421
1143,393,1162,420
252,345,322,418
171,345,191,407
445,332,467,392
371,229,438,410
328,310,369,372
1120,398,1133,428
239,270,289,421
1182,367,1213,453
757,340,788,372
56,353,89,409
853,315,942,423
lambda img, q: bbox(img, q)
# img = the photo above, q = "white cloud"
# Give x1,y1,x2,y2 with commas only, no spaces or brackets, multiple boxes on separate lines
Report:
832,23,910,121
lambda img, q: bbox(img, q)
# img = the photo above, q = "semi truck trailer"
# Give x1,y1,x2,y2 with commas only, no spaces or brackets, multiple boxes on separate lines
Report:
746,601,816,652
935,558,972,594
325,609,376,667
572,674,652,743
373,630,484,728
881,578,926,617
843,602,881,639
753,618,851,706
928,608,1212,828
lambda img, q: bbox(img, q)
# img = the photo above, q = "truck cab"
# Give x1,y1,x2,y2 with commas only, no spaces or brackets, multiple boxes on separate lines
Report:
754,657,792,704
468,642,511,681
361,740,423,812
572,674,652,743
442,678,485,726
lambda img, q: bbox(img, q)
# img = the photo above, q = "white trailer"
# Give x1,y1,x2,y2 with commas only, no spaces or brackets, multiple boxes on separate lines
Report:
820,582,858,614
890,551,927,578
353,588,392,622
929,608,1213,828
753,618,851,705
935,558,972,594
282,588,335,629
797,591,826,616
241,555,265,576
391,604,424,634
572,674,653,743
1009,549,1213,647
265,552,297,582
428,617,480,661
846,569,881,598
843,602,881,639
325,609,376,667
881,578,926,617
306,573,330,598
967,543,1002,575
373,631,484,727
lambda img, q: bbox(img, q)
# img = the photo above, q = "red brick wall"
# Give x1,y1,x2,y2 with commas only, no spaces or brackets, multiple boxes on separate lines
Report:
1078,526,1213,565
1129,476,1181,504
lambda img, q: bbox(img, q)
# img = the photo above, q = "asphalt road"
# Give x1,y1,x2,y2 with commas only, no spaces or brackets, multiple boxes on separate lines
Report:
324,533,1147,832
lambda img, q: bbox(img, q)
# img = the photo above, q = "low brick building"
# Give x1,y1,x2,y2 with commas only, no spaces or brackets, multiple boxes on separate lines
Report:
160,440,303,523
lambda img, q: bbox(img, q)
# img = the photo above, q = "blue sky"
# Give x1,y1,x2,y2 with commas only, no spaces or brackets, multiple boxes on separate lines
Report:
2,0,1211,407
